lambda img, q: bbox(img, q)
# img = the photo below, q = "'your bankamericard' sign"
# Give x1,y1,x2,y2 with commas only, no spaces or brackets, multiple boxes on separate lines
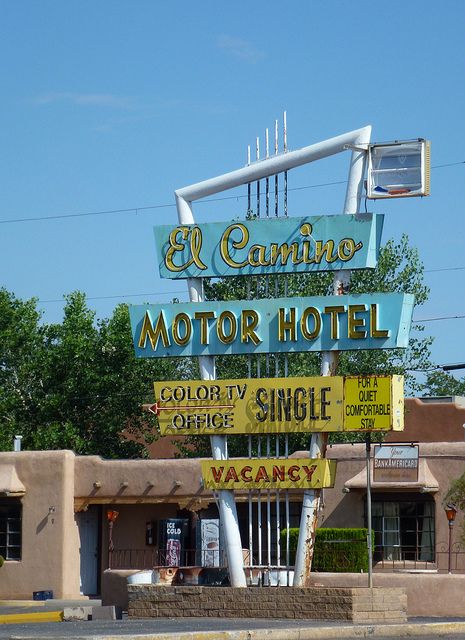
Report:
153,213,383,278
129,293,414,358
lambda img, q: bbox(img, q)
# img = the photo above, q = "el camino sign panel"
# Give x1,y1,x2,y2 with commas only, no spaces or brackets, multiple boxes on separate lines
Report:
154,213,384,279
129,293,414,358
152,375,404,436
201,458,337,490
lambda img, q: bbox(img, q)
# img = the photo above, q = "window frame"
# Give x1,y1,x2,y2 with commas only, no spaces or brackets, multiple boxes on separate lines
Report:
0,498,22,561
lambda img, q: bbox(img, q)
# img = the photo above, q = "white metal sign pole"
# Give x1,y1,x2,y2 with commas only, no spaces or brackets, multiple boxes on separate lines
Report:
175,195,247,587
292,127,371,587
175,126,371,588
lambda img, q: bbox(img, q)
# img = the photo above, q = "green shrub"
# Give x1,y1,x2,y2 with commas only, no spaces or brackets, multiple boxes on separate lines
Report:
280,527,372,572
0,556,4,568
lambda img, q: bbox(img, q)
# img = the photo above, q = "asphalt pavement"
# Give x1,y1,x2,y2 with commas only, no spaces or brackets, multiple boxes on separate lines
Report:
1,616,465,640
0,601,465,640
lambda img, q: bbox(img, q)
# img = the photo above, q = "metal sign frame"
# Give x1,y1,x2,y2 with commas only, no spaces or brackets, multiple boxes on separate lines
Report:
171,126,373,588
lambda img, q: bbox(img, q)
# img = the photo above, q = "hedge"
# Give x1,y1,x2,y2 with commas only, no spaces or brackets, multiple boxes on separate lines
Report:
280,527,372,573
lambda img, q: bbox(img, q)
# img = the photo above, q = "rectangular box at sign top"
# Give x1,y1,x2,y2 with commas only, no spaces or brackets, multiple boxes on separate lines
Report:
152,375,403,436
129,293,414,358
154,213,384,279
201,458,337,491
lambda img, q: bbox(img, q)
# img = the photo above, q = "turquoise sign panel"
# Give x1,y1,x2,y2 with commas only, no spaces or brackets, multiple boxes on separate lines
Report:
153,213,384,279
129,293,414,358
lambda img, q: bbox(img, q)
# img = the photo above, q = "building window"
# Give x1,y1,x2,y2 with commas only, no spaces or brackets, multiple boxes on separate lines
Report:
0,499,22,560
370,493,435,563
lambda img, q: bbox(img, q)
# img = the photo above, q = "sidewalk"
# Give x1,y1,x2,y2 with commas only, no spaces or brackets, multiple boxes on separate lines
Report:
0,611,464,640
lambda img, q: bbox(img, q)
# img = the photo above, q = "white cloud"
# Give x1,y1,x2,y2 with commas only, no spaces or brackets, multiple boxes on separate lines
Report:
216,35,265,63
33,92,135,109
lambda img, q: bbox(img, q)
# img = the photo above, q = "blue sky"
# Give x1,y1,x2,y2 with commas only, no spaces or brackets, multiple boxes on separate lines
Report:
1,1,464,378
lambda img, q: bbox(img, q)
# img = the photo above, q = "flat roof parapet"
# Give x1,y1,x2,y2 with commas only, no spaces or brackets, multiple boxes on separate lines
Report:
417,396,465,407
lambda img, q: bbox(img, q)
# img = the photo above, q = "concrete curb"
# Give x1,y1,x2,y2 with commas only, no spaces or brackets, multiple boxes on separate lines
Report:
0,601,45,608
0,610,63,625
9,621,465,640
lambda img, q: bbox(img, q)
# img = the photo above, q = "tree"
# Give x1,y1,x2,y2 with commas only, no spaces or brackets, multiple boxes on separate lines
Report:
0,289,183,458
0,288,46,451
423,370,465,397
179,234,433,456
445,474,465,545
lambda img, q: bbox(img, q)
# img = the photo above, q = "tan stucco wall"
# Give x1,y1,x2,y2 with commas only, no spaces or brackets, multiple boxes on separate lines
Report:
308,573,465,617
74,456,207,510
386,398,465,444
0,450,80,599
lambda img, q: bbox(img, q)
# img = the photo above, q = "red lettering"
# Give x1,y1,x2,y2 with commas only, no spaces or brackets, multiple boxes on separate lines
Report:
240,466,253,482
303,464,317,481
254,466,270,482
272,465,285,482
224,466,239,482
288,465,301,481
211,466,224,483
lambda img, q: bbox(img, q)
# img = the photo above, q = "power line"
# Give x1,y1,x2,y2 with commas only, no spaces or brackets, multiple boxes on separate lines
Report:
40,290,184,303
0,160,462,225
36,289,465,324
425,266,465,273
0,203,174,225
431,160,465,169
414,314,465,323
0,180,344,225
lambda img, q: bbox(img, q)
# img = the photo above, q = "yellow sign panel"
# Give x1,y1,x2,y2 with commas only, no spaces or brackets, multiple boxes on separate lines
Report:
153,376,344,435
152,375,404,435
201,458,337,490
344,375,404,432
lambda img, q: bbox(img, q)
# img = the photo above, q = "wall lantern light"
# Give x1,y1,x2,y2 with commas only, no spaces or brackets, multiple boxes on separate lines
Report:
445,503,457,523
445,503,457,574
107,509,119,523
107,509,119,568
366,139,430,199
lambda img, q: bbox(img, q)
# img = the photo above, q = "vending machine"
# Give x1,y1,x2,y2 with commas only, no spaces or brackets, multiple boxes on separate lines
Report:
196,519,221,567
158,518,189,567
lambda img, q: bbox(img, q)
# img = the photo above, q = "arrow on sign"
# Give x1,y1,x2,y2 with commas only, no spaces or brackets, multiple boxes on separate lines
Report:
148,402,234,416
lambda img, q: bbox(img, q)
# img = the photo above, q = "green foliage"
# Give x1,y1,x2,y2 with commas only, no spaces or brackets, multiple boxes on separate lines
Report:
312,527,371,573
281,527,371,572
445,474,465,546
0,556,4,568
279,527,300,564
0,289,184,458
423,371,465,397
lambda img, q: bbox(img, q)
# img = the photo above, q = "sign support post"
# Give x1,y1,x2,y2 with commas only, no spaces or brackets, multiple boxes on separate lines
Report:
366,432,373,588
175,198,247,587
293,128,372,586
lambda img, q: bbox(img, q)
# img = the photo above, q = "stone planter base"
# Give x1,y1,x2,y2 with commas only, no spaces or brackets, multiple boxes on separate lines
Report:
128,585,407,623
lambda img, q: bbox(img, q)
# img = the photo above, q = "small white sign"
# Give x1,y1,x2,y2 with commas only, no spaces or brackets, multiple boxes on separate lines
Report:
373,444,419,482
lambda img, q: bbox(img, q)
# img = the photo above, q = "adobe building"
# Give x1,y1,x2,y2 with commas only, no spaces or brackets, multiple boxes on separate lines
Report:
0,396,463,616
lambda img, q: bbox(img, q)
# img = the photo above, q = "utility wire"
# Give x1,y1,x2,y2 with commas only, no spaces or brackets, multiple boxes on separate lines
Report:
36,289,465,325
39,290,185,303
425,266,465,273
414,314,465,323
0,181,345,225
0,160,463,225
